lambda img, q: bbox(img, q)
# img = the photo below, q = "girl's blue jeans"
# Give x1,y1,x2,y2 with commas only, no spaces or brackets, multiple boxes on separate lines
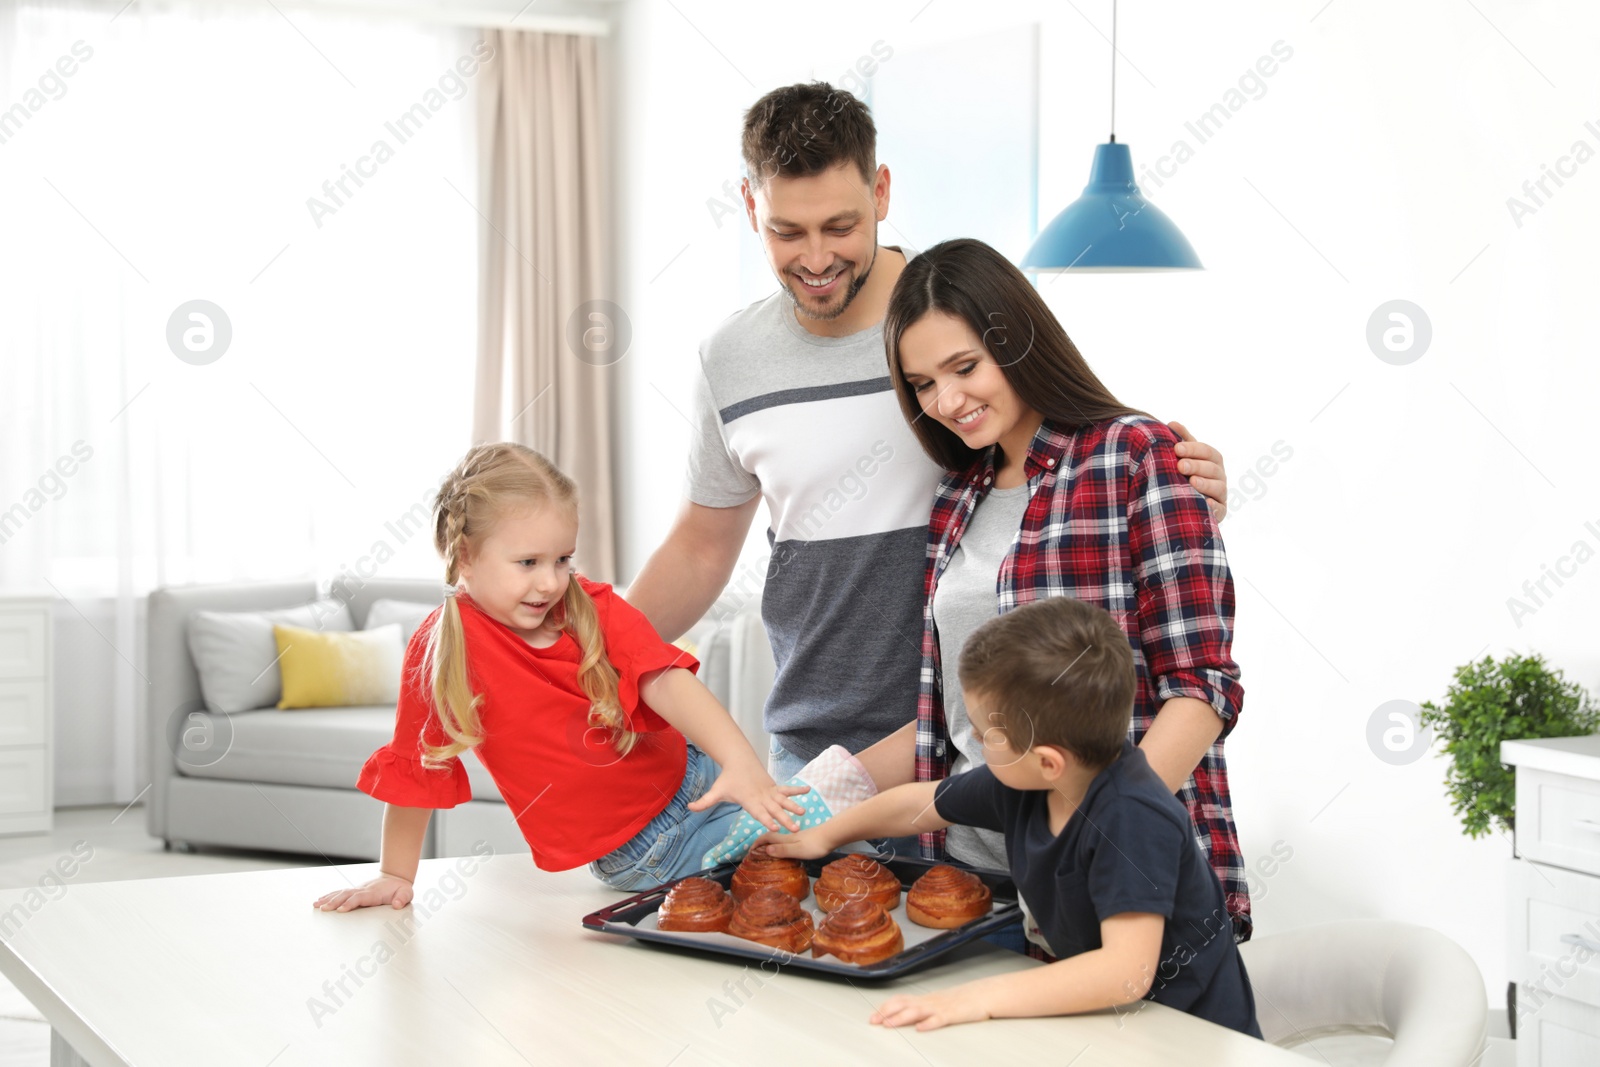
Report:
587,743,741,892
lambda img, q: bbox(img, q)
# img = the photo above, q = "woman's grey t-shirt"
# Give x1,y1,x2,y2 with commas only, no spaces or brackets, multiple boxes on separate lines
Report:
932,481,1032,870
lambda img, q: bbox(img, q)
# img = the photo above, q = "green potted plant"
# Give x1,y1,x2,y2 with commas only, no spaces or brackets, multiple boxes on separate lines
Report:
1420,652,1599,1039
1419,652,1600,838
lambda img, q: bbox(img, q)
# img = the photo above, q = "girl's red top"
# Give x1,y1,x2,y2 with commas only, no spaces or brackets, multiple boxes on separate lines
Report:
356,577,697,871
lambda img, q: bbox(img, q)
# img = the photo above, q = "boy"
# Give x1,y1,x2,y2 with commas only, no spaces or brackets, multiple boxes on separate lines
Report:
761,597,1262,1037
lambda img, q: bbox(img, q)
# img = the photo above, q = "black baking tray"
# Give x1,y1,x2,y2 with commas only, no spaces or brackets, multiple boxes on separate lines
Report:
580,851,1021,979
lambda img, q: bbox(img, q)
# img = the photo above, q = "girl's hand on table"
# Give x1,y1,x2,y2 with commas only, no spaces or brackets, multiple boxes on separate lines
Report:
690,763,809,833
871,986,991,1031
312,873,414,912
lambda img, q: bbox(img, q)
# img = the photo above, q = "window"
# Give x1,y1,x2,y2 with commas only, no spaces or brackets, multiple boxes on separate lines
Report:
0,2,481,594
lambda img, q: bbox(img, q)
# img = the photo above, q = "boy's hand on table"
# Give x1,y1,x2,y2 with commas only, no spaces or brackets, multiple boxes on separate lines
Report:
312,873,414,912
871,985,991,1031
691,763,809,833
754,826,835,860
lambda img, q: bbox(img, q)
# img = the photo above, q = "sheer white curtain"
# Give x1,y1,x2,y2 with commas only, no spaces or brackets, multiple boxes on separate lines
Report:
0,1,480,799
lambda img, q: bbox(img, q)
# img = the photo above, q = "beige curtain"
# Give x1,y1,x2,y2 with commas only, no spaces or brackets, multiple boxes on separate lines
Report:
473,29,617,582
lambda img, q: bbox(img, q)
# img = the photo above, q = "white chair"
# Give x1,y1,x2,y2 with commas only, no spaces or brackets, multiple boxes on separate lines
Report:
1238,920,1489,1065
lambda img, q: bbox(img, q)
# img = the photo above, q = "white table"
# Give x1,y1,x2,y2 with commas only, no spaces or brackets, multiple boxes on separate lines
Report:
0,854,1303,1066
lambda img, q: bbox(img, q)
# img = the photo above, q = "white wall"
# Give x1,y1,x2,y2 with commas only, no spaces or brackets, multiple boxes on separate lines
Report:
611,0,1600,1005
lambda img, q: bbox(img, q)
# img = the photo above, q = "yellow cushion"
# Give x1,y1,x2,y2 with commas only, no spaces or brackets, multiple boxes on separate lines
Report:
272,623,403,709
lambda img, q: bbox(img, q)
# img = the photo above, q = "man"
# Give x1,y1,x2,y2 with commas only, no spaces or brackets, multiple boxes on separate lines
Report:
626,82,1228,791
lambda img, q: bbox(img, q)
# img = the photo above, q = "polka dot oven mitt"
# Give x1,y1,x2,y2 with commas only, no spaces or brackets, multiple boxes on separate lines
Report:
701,744,877,869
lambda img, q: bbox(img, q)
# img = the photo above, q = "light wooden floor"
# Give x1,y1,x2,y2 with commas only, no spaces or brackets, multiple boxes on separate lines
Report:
0,805,337,1067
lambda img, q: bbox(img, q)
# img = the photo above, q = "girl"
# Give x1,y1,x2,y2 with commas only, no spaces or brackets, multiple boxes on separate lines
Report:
879,238,1251,943
314,443,851,911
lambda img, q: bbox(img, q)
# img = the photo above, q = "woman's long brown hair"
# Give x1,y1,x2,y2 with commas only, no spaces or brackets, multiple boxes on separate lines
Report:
884,238,1148,471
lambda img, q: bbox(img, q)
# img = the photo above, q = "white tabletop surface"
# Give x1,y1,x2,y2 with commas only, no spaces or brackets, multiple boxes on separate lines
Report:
0,855,1302,1066
1502,733,1600,779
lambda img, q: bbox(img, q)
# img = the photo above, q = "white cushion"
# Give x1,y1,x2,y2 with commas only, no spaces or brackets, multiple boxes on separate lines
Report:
364,598,438,644
187,599,352,713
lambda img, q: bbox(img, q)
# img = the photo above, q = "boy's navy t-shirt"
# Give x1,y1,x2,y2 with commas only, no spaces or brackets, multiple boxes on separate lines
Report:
933,739,1261,1038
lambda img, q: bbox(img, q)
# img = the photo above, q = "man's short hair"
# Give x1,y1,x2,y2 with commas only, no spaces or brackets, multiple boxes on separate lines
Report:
957,597,1135,769
741,81,876,189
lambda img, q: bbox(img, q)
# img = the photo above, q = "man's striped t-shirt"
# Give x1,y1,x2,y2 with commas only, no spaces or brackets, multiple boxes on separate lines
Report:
686,285,944,762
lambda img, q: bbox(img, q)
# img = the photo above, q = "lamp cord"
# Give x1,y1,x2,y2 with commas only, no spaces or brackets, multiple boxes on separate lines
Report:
1109,0,1117,143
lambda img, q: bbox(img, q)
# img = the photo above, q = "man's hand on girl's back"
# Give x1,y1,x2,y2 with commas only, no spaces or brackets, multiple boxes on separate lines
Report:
1168,420,1229,522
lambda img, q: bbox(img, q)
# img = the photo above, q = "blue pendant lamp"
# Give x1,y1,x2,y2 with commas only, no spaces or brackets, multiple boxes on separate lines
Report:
1021,1,1201,272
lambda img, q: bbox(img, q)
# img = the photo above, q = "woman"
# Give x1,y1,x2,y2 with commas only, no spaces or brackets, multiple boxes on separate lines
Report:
884,238,1251,943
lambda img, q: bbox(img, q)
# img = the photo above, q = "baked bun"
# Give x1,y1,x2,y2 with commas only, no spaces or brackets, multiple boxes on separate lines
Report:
657,877,735,933
730,845,809,903
811,900,904,965
905,865,992,929
727,887,815,954
813,855,901,913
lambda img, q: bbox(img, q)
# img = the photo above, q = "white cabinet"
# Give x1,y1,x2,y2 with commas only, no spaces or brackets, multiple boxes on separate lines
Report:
0,593,52,835
1505,735,1600,1066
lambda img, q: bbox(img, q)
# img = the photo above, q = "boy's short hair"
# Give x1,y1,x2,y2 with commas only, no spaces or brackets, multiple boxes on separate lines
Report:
957,598,1135,770
741,81,876,190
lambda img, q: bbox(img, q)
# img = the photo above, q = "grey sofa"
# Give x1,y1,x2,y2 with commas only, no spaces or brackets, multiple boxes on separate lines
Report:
145,577,521,860
145,576,774,862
